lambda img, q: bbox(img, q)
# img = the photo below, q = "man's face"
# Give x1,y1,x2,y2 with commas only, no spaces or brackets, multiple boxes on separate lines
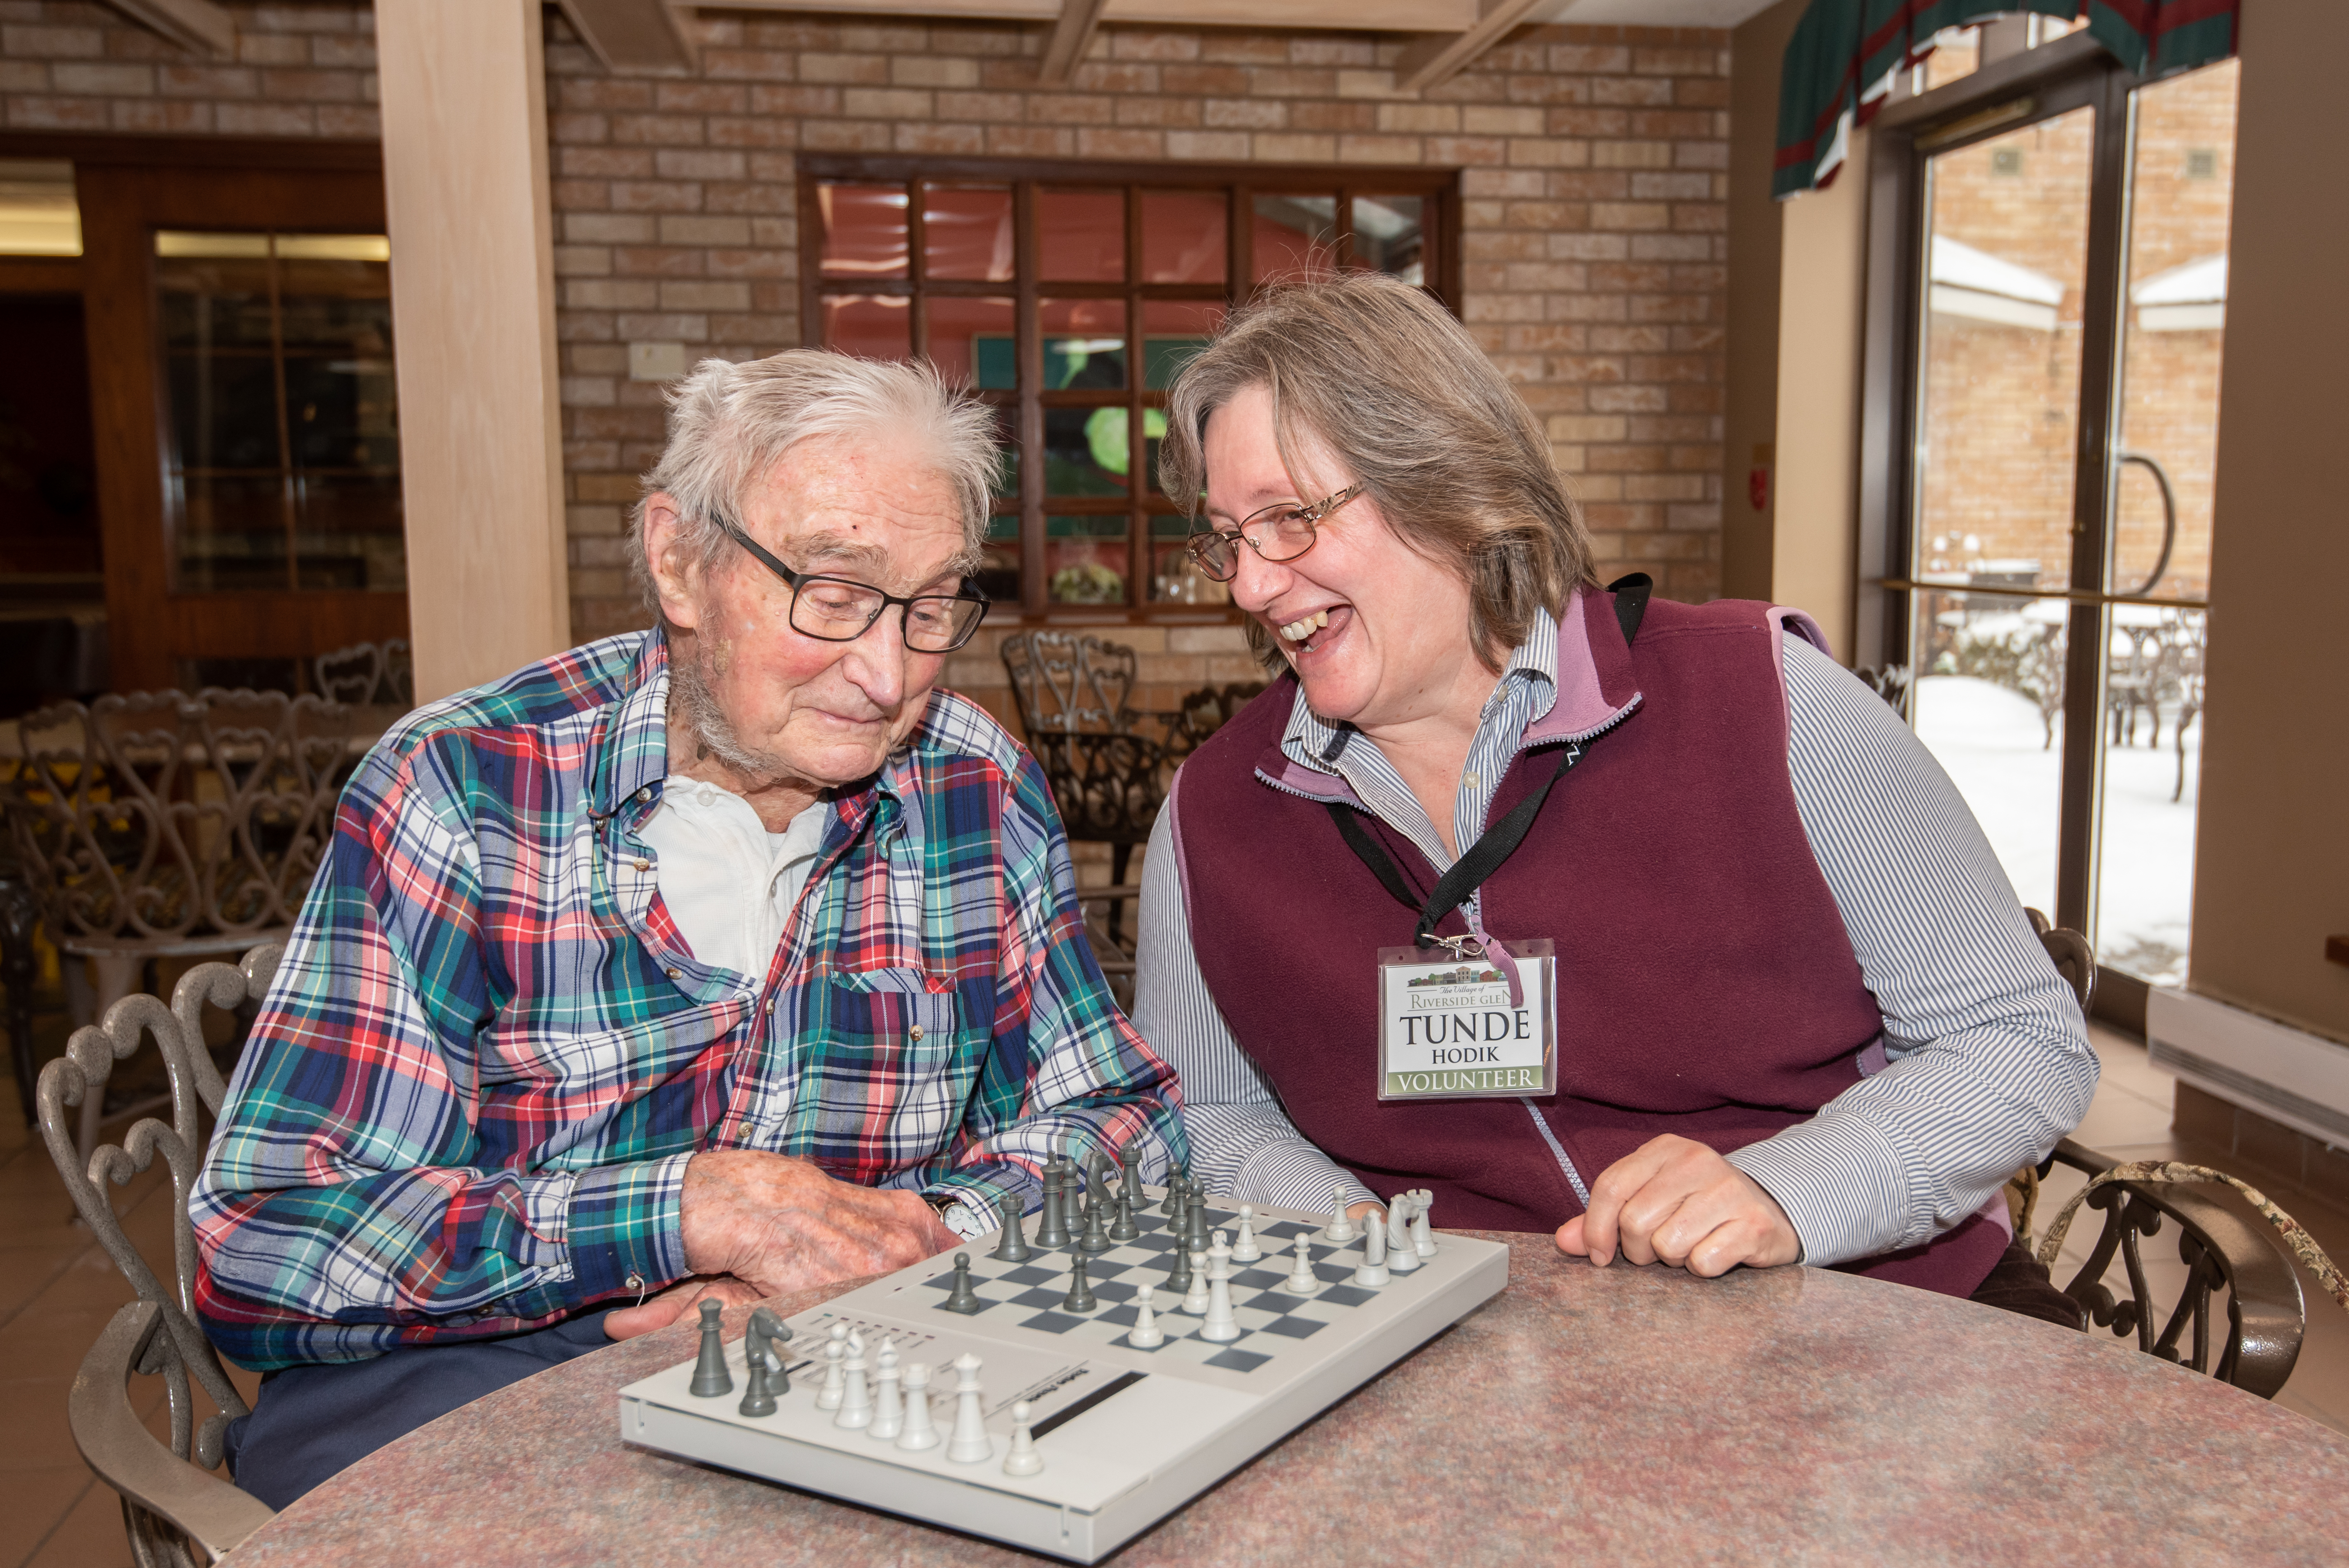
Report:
649,432,968,790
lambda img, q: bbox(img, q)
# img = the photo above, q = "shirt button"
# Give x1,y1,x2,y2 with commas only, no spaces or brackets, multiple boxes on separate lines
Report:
632,857,650,872
910,1025,924,1041
767,997,778,1013
1464,773,1479,789
635,787,651,803
665,967,681,980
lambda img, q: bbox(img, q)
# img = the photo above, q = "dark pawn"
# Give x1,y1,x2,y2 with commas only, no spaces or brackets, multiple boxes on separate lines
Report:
1184,1188,1213,1254
1117,1141,1143,1201
738,1311,777,1418
994,1193,1032,1263
945,1251,984,1315
1063,1254,1098,1313
689,1297,732,1398
750,1306,791,1395
1108,1177,1140,1243
1158,1172,1184,1217
1166,1233,1193,1298
1077,1185,1114,1254
1035,1163,1072,1249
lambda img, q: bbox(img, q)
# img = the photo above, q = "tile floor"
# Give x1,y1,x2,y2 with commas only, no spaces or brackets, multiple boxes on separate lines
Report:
4,1023,2345,1566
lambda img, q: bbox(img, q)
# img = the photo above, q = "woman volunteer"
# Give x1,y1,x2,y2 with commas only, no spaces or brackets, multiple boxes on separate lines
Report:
1132,273,2095,1319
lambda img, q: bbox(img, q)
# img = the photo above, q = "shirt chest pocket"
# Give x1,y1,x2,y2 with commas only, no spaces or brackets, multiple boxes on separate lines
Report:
799,969,966,1160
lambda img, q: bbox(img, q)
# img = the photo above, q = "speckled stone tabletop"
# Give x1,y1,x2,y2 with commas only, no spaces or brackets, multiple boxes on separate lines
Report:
227,1233,2349,1566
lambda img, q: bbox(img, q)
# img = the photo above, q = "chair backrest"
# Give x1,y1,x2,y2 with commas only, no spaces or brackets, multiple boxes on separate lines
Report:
998,631,1141,737
40,944,285,1558
314,638,415,709
1168,680,1269,756
2,689,361,941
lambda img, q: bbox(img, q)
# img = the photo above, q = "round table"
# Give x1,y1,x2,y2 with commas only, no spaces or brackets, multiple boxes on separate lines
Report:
227,1234,2349,1564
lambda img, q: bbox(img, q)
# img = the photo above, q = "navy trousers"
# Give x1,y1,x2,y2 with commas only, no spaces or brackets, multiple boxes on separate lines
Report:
225,1311,614,1510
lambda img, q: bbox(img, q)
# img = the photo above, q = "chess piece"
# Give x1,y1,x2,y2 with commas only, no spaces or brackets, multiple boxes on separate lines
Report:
1063,1254,1098,1313
815,1322,849,1410
1128,1287,1164,1348
748,1307,790,1395
1166,1233,1193,1302
1323,1184,1358,1244
1117,1140,1143,1196
1352,1210,1391,1288
689,1298,733,1398
1412,1194,1437,1259
738,1322,777,1418
945,1251,983,1315
1281,1234,1320,1295
1077,1184,1114,1254
1231,1205,1261,1262
1160,1173,1185,1218
946,1353,992,1464
1035,1161,1072,1249
1002,1400,1044,1476
994,1194,1032,1263
868,1339,903,1441
1109,1175,1141,1243
1199,1232,1240,1342
1184,1188,1213,1254
834,1330,872,1429
1386,1194,1422,1274
1183,1245,1212,1315
896,1362,940,1451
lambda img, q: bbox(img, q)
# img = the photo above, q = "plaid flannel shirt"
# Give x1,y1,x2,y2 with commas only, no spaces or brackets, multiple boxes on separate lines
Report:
192,631,1185,1370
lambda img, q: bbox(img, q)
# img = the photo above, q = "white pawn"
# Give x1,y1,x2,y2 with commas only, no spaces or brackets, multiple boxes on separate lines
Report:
1353,1209,1391,1287
1128,1287,1165,1347
945,1352,992,1464
1182,1244,1212,1315
1001,1400,1044,1478
895,1361,940,1451
867,1338,903,1441
1230,1205,1261,1262
1412,1195,1437,1259
815,1321,849,1410
1322,1184,1358,1243
834,1329,872,1429
1280,1233,1320,1296
1200,1232,1240,1342
1386,1196,1422,1274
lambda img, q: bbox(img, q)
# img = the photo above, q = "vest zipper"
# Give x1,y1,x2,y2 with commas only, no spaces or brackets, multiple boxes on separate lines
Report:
1520,1100,1592,1208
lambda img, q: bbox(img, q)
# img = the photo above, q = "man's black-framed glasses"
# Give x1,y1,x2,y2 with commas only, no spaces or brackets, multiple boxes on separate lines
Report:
711,511,991,653
1183,484,1366,583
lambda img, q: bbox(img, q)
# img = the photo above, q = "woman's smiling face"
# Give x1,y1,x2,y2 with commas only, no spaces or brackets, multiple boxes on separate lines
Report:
1202,384,1481,735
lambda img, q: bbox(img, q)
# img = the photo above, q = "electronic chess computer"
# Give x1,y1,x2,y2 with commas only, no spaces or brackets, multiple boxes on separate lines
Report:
617,1160,1508,1563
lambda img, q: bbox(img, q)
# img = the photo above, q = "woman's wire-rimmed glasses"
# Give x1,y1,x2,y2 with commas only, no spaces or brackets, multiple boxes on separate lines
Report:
710,510,992,653
1183,484,1366,582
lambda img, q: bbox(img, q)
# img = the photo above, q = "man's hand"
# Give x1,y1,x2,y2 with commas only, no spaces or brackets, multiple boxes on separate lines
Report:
1554,1135,1801,1277
603,1274,764,1341
677,1149,959,1301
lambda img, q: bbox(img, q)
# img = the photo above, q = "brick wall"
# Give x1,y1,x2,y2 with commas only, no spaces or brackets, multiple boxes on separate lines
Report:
0,0,377,138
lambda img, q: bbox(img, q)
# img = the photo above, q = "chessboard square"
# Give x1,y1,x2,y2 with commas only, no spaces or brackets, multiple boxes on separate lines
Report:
1318,1284,1379,1308
1092,1279,1138,1304
1117,1332,1169,1352
1128,1231,1177,1253
1258,1315,1326,1340
1001,1265,1059,1286
1260,1220,1315,1240
1229,1268,1286,1292
1204,1348,1272,1373
1010,1287,1069,1310
1313,1262,1356,1284
1100,1303,1141,1327
1179,1324,1252,1348
1020,1311,1091,1333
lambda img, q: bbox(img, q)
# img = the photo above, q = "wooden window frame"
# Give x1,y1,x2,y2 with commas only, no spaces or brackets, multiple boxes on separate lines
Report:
797,154,1462,625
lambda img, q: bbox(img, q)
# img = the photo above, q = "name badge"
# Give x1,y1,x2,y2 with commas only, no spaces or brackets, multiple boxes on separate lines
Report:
1376,939,1556,1100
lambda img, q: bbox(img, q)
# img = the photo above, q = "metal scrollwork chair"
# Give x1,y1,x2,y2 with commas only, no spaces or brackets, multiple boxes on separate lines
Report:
2013,908,2317,1396
999,632,1174,940
43,943,285,1564
1,689,365,1159
314,637,415,710
1163,679,1269,759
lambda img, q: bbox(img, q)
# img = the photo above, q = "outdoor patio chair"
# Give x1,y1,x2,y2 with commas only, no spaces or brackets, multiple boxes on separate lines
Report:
45,944,283,1564
0,688,367,1159
1163,679,1269,758
313,637,415,710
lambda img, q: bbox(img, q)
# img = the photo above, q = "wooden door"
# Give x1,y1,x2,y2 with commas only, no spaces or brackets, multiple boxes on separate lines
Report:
77,162,408,691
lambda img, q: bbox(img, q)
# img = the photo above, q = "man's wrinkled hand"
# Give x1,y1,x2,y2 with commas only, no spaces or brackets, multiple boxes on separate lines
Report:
678,1149,959,1302
1554,1134,1801,1278
602,1274,763,1341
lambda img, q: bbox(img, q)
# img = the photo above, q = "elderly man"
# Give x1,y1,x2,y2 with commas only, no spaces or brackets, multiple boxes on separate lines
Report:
194,351,1183,1507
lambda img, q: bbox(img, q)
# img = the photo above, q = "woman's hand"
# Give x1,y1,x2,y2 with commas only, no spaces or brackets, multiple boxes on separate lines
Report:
1554,1134,1801,1277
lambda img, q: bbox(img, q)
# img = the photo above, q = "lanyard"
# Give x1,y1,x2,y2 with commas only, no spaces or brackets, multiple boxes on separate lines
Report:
1321,573,1650,951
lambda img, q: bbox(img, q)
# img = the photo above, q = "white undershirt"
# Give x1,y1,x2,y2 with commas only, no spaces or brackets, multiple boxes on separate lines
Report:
637,781,828,978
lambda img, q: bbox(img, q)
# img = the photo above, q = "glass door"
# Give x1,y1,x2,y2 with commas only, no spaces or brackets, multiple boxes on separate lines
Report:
1864,42,2241,1013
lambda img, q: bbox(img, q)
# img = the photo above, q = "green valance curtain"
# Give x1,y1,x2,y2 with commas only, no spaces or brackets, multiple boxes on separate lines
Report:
1774,1,2239,197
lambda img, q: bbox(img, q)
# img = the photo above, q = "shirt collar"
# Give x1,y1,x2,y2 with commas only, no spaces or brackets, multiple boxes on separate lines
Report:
1278,605,1562,778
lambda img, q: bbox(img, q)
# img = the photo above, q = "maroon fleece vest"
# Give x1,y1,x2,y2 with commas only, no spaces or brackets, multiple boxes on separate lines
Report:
1171,588,2006,1299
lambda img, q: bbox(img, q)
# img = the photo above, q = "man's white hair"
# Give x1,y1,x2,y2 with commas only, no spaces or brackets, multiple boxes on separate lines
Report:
631,350,998,612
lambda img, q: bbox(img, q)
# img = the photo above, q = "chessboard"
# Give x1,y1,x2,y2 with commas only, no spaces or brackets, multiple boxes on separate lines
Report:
618,1181,1508,1563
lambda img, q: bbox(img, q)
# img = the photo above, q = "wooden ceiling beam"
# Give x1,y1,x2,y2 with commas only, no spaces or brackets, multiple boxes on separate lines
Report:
1037,0,1112,86
1394,0,1550,94
103,0,235,57
557,0,696,72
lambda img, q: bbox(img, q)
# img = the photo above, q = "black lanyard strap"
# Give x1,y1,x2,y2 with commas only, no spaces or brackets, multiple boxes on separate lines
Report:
1320,574,1649,950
